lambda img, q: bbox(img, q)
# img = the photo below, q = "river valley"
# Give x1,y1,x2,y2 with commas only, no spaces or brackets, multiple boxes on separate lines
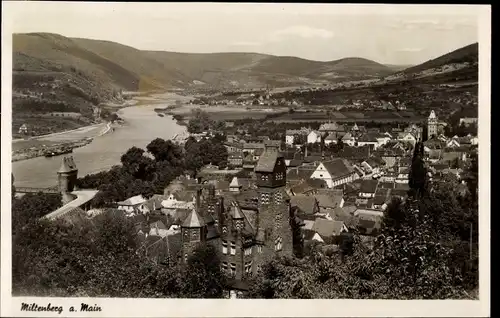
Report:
12,93,189,188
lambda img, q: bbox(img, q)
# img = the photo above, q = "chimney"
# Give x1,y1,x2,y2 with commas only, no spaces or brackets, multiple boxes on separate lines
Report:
196,188,202,213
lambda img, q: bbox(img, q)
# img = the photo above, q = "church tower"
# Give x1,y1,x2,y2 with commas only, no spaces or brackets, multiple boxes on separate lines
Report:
57,156,78,205
181,188,207,264
427,110,438,139
254,140,293,266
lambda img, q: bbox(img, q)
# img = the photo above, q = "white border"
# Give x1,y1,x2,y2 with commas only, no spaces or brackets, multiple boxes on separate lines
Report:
1,2,491,317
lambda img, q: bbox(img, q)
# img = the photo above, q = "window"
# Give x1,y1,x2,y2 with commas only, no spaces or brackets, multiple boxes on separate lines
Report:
245,261,253,274
221,262,228,272
275,172,283,180
261,193,270,204
236,220,243,230
222,226,227,234
257,245,262,253
244,247,252,256
275,192,282,204
222,241,228,254
261,174,269,181
184,253,188,262
319,174,323,177
230,242,236,255
192,229,198,240
230,263,236,276
275,237,283,251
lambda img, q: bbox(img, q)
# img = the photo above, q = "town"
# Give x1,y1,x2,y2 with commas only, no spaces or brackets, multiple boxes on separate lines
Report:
8,3,483,307
12,107,479,299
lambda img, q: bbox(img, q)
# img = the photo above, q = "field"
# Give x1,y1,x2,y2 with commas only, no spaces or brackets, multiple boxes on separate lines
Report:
267,110,422,123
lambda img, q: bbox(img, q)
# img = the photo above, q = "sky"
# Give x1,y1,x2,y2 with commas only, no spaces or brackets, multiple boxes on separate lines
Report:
4,2,481,65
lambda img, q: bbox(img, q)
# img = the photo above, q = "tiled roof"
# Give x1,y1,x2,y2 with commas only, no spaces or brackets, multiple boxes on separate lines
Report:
255,149,281,173
315,193,343,209
358,133,379,142
117,194,147,206
360,180,379,194
312,219,346,237
322,158,355,179
290,195,317,215
287,168,314,181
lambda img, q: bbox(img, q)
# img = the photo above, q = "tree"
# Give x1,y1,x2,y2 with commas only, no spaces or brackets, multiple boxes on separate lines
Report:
408,141,428,198
180,244,226,298
120,147,155,180
146,138,184,166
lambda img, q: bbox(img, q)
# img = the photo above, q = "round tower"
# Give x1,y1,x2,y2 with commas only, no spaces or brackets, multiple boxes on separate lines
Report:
57,156,78,204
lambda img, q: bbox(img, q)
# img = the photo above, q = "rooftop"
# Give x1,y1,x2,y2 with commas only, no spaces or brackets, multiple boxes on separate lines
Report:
43,190,99,221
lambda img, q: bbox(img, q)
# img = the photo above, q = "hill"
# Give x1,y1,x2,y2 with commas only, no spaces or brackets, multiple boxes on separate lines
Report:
13,32,394,94
402,43,478,75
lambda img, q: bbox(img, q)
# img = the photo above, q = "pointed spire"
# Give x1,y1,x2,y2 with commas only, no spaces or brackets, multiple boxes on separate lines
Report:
182,207,205,228
230,201,244,219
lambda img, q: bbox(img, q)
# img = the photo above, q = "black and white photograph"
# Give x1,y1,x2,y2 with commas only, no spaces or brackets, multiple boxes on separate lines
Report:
1,2,490,317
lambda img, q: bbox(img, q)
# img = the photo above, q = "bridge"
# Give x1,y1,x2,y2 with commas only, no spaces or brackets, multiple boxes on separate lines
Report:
15,186,60,195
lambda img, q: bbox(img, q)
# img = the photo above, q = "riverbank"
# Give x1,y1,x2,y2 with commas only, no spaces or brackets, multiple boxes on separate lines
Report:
12,138,93,162
12,122,116,162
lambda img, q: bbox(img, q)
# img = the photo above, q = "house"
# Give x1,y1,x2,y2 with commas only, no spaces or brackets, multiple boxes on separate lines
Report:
229,177,242,193
357,133,379,149
361,157,385,175
243,142,266,154
290,195,319,216
404,124,423,140
375,133,391,147
307,130,321,144
310,218,348,244
228,154,243,168
372,187,392,210
287,167,315,183
18,123,29,134
225,142,244,153
397,132,417,147
310,158,359,188
315,192,344,217
446,138,461,148
358,180,379,198
243,153,257,169
148,220,169,238
396,168,409,184
324,132,338,146
353,210,383,236
341,132,356,146
319,122,345,134
117,194,148,215
285,129,309,146
459,117,478,127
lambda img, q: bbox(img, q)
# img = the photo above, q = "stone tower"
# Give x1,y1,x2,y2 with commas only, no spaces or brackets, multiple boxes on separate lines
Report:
254,140,293,266
427,110,438,139
57,156,78,205
180,188,207,264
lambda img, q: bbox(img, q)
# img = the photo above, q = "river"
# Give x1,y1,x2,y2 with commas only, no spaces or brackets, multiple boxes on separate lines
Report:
12,94,188,188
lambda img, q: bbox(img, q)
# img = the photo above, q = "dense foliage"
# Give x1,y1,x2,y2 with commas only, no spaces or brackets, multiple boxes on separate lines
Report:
76,136,227,207
186,108,226,133
12,204,225,298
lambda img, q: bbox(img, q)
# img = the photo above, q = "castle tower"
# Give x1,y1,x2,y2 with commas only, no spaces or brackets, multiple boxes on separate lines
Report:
427,110,438,140
181,189,207,264
57,156,78,205
254,140,293,267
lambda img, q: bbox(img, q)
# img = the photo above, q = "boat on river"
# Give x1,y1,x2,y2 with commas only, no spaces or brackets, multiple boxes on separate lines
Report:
44,148,73,158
